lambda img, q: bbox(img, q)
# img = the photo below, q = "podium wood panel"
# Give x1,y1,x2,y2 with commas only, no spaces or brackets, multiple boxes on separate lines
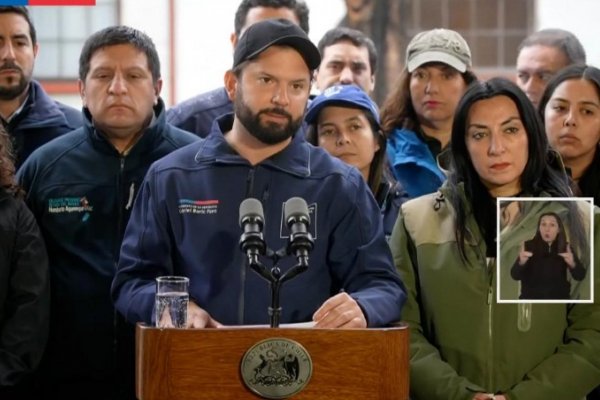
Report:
136,324,409,399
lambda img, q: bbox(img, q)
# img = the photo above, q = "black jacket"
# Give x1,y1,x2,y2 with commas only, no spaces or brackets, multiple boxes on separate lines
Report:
578,145,600,207
17,99,198,399
3,80,82,169
0,190,49,395
511,239,586,299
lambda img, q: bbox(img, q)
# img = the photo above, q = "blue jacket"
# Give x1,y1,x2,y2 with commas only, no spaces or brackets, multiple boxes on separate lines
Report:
386,127,446,198
17,99,198,398
6,80,82,168
112,114,405,328
167,86,232,137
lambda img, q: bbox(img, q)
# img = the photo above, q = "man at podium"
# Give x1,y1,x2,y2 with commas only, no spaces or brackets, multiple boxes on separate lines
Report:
112,19,405,330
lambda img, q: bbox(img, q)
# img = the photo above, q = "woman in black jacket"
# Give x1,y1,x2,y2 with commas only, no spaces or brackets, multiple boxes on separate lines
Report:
0,125,49,399
511,211,586,299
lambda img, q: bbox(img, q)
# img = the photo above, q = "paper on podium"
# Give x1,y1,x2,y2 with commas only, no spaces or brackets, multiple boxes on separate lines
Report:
220,321,316,329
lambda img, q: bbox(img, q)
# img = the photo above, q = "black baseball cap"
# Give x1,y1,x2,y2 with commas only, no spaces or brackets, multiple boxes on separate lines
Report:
233,18,321,70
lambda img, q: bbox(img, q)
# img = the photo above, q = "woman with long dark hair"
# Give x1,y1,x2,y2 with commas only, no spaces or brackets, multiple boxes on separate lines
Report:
539,64,600,206
391,78,599,399
380,28,477,198
0,125,49,397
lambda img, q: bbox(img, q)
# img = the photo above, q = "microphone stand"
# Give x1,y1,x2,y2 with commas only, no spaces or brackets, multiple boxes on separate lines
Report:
239,197,314,329
246,249,310,328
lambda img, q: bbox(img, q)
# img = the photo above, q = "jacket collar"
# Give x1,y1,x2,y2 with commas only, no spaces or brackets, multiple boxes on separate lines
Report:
84,98,167,156
8,80,71,130
194,113,311,177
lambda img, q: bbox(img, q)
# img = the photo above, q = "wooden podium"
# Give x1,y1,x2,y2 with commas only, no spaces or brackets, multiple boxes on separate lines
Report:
136,323,409,399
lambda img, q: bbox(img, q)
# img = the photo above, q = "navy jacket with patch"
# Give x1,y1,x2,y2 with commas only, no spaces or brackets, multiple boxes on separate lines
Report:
112,113,406,328
16,99,198,398
4,80,82,169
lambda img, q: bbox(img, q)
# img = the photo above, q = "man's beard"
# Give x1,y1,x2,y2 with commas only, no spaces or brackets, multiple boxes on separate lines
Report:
0,61,30,101
234,89,303,145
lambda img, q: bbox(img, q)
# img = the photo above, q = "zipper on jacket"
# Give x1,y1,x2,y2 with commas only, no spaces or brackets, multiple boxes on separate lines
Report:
113,155,127,378
262,184,270,204
115,155,127,260
486,256,495,390
125,182,135,210
245,168,255,198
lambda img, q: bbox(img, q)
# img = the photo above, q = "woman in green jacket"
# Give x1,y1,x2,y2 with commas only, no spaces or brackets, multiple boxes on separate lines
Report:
391,77,600,400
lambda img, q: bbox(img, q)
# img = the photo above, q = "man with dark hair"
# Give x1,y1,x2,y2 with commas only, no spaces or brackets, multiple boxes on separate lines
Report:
167,0,309,137
233,0,309,38
18,25,197,399
0,6,82,168
516,28,587,108
113,19,404,332
314,26,377,95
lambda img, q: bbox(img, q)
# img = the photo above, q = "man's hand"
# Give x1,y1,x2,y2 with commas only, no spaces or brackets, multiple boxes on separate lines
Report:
312,292,367,328
187,301,223,328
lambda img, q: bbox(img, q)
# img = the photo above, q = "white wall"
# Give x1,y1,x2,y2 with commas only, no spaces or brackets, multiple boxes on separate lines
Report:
535,0,600,67
49,0,600,109
173,0,345,104
49,0,172,109
121,0,172,104
47,0,346,108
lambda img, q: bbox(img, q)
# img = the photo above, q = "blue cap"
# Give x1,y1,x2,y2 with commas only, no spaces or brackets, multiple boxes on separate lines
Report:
305,85,380,128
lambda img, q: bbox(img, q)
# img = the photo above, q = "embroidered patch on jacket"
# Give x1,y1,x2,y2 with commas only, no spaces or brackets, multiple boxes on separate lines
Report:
178,199,219,215
48,197,93,222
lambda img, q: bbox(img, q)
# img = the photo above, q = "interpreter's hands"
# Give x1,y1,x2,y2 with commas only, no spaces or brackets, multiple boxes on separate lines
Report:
187,301,223,328
518,242,533,265
559,243,576,269
312,292,367,328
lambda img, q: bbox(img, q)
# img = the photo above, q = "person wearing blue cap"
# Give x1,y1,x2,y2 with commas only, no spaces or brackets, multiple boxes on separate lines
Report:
305,84,407,238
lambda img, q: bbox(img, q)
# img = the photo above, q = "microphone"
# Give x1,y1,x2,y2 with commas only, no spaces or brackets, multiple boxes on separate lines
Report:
284,197,314,262
239,198,266,257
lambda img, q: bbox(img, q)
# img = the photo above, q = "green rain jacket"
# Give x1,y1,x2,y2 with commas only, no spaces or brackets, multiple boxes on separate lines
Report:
390,183,600,400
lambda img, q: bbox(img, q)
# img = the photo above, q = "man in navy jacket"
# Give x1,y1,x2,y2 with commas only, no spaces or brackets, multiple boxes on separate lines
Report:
0,6,82,168
18,26,198,399
113,19,405,330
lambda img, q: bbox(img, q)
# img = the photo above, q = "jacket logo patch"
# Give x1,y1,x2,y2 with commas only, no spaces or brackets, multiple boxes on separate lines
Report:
178,199,219,215
48,197,93,221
